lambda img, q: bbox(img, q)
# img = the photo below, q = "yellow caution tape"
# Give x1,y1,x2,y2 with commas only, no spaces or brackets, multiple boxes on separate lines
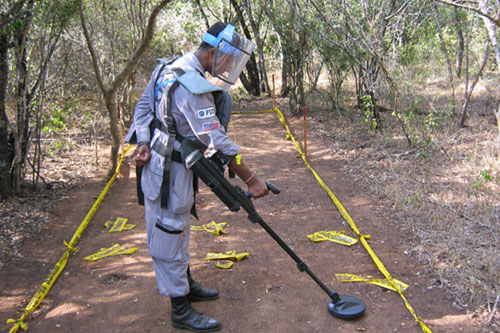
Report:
190,225,205,231
115,248,137,255
204,250,249,262
204,250,249,269
84,244,123,261
216,260,234,269
336,273,409,292
204,221,227,235
84,244,138,262
191,221,227,236
6,319,27,331
273,108,431,333
109,217,128,232
232,110,275,114
104,217,136,232
64,241,77,252
307,230,358,246
7,145,133,333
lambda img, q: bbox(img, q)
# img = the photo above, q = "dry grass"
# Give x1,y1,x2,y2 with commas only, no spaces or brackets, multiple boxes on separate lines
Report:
308,72,500,329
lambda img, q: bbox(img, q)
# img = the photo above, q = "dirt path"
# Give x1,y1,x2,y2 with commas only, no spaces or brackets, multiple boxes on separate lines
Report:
1,110,482,332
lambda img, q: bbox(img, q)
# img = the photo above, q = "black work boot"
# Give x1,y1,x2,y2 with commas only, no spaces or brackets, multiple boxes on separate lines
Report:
170,296,221,332
187,268,219,302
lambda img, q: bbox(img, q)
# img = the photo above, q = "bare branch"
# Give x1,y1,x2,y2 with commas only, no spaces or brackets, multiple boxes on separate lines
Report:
110,0,173,91
79,0,106,94
434,0,500,27
385,0,411,20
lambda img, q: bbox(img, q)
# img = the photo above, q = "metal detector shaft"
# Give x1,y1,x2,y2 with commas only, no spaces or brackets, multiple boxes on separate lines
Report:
250,209,341,302
185,150,340,302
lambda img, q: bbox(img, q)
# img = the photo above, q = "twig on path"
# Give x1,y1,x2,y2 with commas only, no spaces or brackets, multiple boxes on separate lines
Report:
488,293,499,324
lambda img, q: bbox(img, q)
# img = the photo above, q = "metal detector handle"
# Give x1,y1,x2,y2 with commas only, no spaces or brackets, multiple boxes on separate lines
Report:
245,181,280,198
266,182,280,194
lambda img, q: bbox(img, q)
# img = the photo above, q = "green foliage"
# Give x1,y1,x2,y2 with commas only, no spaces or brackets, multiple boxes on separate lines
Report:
396,96,454,159
47,136,75,156
360,95,377,132
41,99,80,155
43,109,66,134
42,99,79,134
397,97,430,157
469,169,493,198
152,1,203,56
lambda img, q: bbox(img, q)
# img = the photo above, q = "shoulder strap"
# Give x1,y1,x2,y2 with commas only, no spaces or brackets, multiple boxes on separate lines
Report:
153,62,185,209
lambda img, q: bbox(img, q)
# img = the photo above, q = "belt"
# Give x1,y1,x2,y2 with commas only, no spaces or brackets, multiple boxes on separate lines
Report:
151,140,182,163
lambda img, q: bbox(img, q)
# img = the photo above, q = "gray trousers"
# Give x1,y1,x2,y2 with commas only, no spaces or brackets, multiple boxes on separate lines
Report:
143,161,194,297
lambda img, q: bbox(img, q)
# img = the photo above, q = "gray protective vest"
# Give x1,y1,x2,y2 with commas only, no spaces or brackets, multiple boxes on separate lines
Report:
136,58,232,209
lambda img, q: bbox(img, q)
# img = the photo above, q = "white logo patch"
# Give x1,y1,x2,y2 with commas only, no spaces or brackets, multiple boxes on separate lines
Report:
197,107,216,119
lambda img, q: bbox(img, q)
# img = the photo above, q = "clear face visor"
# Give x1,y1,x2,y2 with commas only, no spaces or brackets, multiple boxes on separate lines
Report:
202,24,256,90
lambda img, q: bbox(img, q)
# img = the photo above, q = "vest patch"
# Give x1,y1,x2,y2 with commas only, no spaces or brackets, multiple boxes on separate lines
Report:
202,121,219,132
197,107,216,119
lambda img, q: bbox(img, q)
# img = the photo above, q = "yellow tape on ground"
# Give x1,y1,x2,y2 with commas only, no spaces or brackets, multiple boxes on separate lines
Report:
216,260,234,269
191,221,227,236
204,250,249,269
232,110,275,114
204,250,249,262
84,244,138,261
307,230,358,246
273,108,431,333
108,217,129,232
84,244,123,261
335,273,409,292
7,145,133,333
104,218,136,231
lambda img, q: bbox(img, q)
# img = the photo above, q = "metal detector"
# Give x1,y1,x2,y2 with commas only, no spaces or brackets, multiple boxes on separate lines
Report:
185,150,366,319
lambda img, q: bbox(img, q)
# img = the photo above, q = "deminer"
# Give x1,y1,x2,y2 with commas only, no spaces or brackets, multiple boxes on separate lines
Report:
125,22,269,332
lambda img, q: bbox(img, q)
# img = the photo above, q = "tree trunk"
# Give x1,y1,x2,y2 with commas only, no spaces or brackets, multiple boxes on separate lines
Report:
243,0,270,96
495,105,500,155
280,39,290,97
458,39,490,127
454,7,464,78
12,18,32,193
433,2,457,114
0,33,12,199
243,55,261,96
479,0,500,70
193,0,210,29
105,91,120,177
230,0,261,96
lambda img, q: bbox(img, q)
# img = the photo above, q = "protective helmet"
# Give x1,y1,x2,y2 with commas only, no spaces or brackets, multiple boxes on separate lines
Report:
202,24,256,90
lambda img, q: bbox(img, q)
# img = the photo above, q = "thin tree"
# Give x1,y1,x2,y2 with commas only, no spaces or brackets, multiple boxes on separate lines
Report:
0,0,33,199
79,0,173,178
432,1,457,113
1,0,78,197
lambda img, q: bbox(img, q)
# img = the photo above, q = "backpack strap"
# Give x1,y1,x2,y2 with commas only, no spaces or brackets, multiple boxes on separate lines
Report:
160,74,181,209
136,58,179,207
